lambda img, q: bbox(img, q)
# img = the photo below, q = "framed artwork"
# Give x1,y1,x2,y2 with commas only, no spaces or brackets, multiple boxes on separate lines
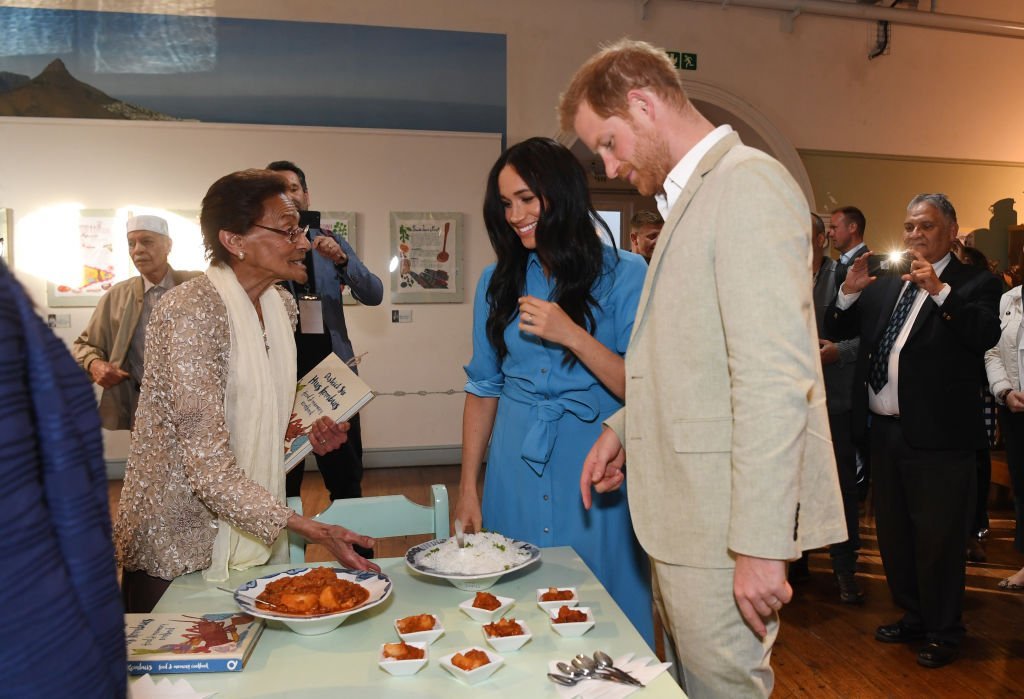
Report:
0,208,11,266
321,211,358,306
46,209,119,307
390,211,464,304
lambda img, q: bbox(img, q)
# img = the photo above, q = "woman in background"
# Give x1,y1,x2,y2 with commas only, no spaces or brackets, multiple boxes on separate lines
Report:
455,137,653,643
116,170,376,612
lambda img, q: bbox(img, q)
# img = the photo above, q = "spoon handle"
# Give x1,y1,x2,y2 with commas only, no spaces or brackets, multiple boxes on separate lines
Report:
547,673,579,686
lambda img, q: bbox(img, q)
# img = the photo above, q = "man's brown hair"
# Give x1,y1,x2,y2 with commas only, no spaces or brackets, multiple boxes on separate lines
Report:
558,38,687,132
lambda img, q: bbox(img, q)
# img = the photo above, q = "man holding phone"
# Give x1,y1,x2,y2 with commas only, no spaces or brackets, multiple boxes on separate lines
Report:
825,193,1001,668
266,160,383,518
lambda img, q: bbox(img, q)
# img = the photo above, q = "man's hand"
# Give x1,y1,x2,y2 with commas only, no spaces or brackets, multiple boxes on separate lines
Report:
312,234,348,266
819,338,840,366
89,359,130,388
580,427,626,510
840,251,875,295
309,416,350,455
733,554,791,639
1007,390,1024,413
901,250,944,296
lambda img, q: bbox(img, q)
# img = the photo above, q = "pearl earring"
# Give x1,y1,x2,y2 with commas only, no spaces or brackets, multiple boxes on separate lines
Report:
238,251,245,260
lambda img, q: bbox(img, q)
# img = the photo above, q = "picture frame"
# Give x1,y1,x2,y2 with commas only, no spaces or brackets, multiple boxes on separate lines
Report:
390,211,463,304
0,208,12,266
46,209,120,308
320,211,358,305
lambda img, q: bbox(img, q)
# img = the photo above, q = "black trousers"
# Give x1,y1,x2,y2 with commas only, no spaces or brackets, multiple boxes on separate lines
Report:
121,569,172,614
286,412,364,501
869,415,974,644
828,410,860,574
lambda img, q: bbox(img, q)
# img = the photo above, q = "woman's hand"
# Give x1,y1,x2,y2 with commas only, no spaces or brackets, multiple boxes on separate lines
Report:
287,513,380,572
309,416,349,455
518,295,579,347
454,489,483,533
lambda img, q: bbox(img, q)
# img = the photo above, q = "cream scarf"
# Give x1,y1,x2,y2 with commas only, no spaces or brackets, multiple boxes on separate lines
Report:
203,263,295,582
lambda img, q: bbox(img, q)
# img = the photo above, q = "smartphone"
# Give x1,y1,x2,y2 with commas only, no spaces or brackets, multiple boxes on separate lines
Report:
867,251,913,277
298,209,321,230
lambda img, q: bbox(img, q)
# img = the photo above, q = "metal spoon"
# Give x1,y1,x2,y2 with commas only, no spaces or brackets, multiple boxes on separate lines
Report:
566,658,635,685
217,586,288,612
547,672,585,687
593,650,645,687
453,518,466,548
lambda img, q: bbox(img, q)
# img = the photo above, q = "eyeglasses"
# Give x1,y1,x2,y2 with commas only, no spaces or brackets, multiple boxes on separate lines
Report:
253,223,309,244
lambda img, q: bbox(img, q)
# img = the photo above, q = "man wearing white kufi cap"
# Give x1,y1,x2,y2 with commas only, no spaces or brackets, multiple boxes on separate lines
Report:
73,215,201,430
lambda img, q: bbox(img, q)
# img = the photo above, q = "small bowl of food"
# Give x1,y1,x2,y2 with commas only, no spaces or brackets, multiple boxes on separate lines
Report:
378,641,428,676
459,591,514,623
549,605,595,638
536,586,578,613
439,646,504,685
394,613,444,645
482,617,532,652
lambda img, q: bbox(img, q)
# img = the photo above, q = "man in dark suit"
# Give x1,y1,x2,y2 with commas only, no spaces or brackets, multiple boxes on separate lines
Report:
829,205,868,287
825,193,1001,668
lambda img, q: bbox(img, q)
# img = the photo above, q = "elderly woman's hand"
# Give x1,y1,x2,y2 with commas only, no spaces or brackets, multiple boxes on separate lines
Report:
309,416,349,455
287,513,381,573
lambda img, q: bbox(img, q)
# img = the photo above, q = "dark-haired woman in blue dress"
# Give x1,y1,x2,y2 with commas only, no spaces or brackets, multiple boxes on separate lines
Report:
455,137,653,644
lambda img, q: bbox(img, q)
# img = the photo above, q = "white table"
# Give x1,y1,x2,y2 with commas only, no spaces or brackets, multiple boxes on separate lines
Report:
147,546,685,698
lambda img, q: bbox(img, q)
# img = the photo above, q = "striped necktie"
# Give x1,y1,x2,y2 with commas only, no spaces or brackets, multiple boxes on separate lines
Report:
868,283,919,393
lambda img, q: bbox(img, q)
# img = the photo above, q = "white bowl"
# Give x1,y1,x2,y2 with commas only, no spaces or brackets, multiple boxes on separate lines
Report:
234,567,392,636
482,618,532,652
439,647,505,685
378,641,428,676
549,606,595,638
405,536,541,591
536,587,579,613
394,614,444,645
459,594,514,623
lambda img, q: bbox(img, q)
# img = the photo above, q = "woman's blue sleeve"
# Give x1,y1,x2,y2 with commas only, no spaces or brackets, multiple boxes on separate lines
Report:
464,265,504,397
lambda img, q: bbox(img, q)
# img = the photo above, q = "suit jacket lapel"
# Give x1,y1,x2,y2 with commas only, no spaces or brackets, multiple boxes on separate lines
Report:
631,132,741,341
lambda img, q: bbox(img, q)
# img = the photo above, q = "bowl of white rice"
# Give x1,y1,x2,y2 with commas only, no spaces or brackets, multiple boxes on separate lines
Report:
405,532,541,591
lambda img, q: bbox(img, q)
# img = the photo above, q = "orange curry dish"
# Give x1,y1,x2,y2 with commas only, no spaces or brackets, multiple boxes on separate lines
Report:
553,605,588,623
256,567,370,615
472,591,501,610
539,587,574,601
483,617,523,637
396,613,437,634
382,641,425,661
451,649,491,671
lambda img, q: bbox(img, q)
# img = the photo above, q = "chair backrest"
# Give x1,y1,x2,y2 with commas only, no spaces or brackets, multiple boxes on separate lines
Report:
287,484,449,563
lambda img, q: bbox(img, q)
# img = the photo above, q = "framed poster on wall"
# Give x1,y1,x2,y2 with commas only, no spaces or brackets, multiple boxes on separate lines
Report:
390,211,463,304
46,209,119,307
320,211,358,305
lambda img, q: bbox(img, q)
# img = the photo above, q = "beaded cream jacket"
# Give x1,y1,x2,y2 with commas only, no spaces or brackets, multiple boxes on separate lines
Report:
114,275,296,580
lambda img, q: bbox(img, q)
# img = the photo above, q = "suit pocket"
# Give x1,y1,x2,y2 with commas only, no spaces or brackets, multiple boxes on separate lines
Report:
672,417,732,453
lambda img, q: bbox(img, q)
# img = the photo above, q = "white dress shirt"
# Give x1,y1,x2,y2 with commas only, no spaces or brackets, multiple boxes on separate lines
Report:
656,125,734,219
836,253,953,416
839,242,868,266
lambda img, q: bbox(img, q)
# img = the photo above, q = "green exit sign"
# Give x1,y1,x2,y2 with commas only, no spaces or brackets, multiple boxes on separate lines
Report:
666,51,697,71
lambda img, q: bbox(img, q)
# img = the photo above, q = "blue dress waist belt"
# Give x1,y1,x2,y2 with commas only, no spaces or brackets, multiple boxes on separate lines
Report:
500,382,609,475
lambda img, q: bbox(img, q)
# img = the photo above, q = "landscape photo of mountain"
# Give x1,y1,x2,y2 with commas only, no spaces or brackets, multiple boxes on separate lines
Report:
0,5,506,135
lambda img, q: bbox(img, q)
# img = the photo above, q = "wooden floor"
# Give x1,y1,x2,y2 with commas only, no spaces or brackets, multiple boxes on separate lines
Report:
108,465,1024,697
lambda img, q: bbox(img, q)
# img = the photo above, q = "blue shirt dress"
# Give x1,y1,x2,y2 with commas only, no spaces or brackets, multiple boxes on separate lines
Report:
465,245,654,645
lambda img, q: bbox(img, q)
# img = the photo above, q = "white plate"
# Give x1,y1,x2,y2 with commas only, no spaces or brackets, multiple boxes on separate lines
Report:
458,594,514,623
378,641,428,676
234,566,392,635
536,587,578,613
405,536,540,591
482,619,532,652
439,647,505,685
394,614,445,645
549,606,595,638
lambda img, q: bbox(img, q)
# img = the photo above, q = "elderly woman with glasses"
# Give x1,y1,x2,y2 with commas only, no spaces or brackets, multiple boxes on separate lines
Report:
116,169,377,612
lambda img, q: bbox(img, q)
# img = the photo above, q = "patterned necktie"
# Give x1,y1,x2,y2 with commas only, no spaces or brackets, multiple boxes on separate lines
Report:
868,283,919,393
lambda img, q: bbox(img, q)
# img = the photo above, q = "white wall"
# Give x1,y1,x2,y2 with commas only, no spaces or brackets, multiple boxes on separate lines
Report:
0,117,500,466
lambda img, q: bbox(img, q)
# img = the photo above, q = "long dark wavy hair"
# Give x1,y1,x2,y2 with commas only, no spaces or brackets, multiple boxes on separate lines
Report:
482,137,614,365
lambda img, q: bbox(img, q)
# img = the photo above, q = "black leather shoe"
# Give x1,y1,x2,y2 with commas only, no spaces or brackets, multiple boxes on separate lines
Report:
836,572,865,605
966,539,987,563
875,622,925,644
917,641,959,668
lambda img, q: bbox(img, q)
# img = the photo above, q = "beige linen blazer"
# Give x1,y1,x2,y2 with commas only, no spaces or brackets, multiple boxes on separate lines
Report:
606,133,845,568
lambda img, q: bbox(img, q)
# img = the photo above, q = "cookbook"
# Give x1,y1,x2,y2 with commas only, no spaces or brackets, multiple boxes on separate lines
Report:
125,612,264,675
283,352,375,472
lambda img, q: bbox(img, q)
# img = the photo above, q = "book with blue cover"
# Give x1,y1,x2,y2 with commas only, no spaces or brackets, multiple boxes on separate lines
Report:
124,612,264,675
